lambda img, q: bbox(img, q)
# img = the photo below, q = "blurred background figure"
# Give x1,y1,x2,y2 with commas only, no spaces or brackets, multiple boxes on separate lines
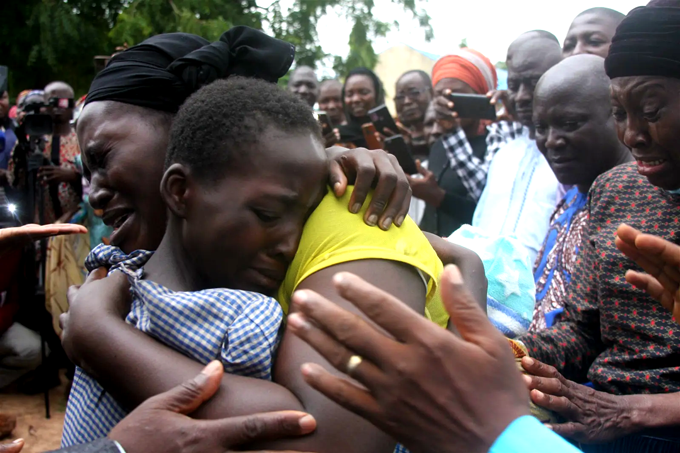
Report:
288,65,319,108
394,70,433,159
317,79,346,126
338,67,386,148
562,7,625,58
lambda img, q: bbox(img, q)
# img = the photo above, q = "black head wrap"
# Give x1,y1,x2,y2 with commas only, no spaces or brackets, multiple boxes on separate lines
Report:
85,26,295,113
337,67,386,148
605,6,680,79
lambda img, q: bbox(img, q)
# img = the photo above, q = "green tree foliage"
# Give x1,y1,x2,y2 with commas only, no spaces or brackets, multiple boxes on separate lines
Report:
110,0,263,46
1,0,431,97
1,0,124,97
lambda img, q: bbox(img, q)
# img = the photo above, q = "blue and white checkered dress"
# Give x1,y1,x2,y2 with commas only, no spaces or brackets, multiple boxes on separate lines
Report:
61,245,283,447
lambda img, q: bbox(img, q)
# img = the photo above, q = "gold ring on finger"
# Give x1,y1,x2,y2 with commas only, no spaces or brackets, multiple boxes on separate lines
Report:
346,355,363,376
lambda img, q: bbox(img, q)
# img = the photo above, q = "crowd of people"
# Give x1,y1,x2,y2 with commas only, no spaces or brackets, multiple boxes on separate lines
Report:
0,1,679,453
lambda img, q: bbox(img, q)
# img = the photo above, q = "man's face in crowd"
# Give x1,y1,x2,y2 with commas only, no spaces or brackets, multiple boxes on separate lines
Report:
289,67,319,108
0,91,9,119
318,80,344,125
423,102,442,148
533,55,624,189
562,12,621,59
395,72,432,127
45,82,74,125
507,35,562,128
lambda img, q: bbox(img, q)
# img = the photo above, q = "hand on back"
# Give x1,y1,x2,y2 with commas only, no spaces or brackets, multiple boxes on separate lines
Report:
286,265,530,453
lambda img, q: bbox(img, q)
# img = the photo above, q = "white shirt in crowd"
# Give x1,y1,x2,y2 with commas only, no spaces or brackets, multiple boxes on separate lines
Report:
472,128,558,265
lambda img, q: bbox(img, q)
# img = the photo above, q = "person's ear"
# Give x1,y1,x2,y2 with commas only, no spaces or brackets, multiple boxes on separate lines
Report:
160,163,192,219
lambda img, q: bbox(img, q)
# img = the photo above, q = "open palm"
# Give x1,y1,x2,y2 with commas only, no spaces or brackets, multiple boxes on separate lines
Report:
616,223,680,322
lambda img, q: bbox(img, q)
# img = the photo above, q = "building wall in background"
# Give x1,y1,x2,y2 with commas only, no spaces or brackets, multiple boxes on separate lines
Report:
374,44,437,116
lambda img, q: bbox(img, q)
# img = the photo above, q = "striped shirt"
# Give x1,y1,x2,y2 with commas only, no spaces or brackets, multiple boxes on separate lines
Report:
62,245,283,446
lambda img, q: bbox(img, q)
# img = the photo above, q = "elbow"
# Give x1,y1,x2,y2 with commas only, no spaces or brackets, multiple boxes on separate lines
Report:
456,246,488,309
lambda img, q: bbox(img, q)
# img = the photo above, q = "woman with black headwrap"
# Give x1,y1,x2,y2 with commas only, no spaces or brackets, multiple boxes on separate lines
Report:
337,67,386,148
58,25,433,452
516,2,680,452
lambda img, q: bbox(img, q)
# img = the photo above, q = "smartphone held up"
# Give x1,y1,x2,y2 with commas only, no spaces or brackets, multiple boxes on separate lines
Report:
446,93,496,120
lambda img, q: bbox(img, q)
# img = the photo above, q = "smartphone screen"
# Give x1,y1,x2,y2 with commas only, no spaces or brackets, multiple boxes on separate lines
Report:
445,93,496,120
314,111,334,136
368,104,399,135
361,123,383,150
384,135,418,175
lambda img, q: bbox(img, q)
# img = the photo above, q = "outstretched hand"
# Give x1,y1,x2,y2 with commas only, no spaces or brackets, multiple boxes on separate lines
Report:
326,146,411,230
287,266,529,453
615,223,680,322
109,361,316,453
0,439,23,453
0,223,87,257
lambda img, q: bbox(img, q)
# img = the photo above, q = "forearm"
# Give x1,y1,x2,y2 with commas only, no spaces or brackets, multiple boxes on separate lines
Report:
628,392,680,433
450,245,486,310
425,232,487,309
70,311,303,418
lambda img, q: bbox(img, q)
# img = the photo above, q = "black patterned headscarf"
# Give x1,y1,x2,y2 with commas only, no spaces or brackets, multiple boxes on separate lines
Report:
85,26,295,113
605,5,680,79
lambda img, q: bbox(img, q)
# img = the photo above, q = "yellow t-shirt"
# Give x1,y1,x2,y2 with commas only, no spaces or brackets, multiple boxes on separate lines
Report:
278,187,449,328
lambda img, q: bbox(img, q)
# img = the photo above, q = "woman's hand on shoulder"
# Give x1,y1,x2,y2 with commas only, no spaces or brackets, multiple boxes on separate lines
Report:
326,146,411,231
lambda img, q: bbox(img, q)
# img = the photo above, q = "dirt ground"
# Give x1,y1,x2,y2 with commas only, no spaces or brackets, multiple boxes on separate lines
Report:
0,374,67,453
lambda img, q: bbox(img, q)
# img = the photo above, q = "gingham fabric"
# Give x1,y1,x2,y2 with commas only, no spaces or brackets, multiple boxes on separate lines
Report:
62,244,283,447
441,121,526,202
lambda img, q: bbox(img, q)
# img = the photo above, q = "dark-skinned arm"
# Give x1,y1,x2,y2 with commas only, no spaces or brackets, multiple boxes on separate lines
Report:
62,271,304,418
63,260,425,453
425,232,487,310
254,259,427,453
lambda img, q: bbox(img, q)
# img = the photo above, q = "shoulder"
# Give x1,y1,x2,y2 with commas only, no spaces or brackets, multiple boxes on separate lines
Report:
590,163,639,200
279,187,443,312
197,287,280,311
139,284,282,331
587,163,642,215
